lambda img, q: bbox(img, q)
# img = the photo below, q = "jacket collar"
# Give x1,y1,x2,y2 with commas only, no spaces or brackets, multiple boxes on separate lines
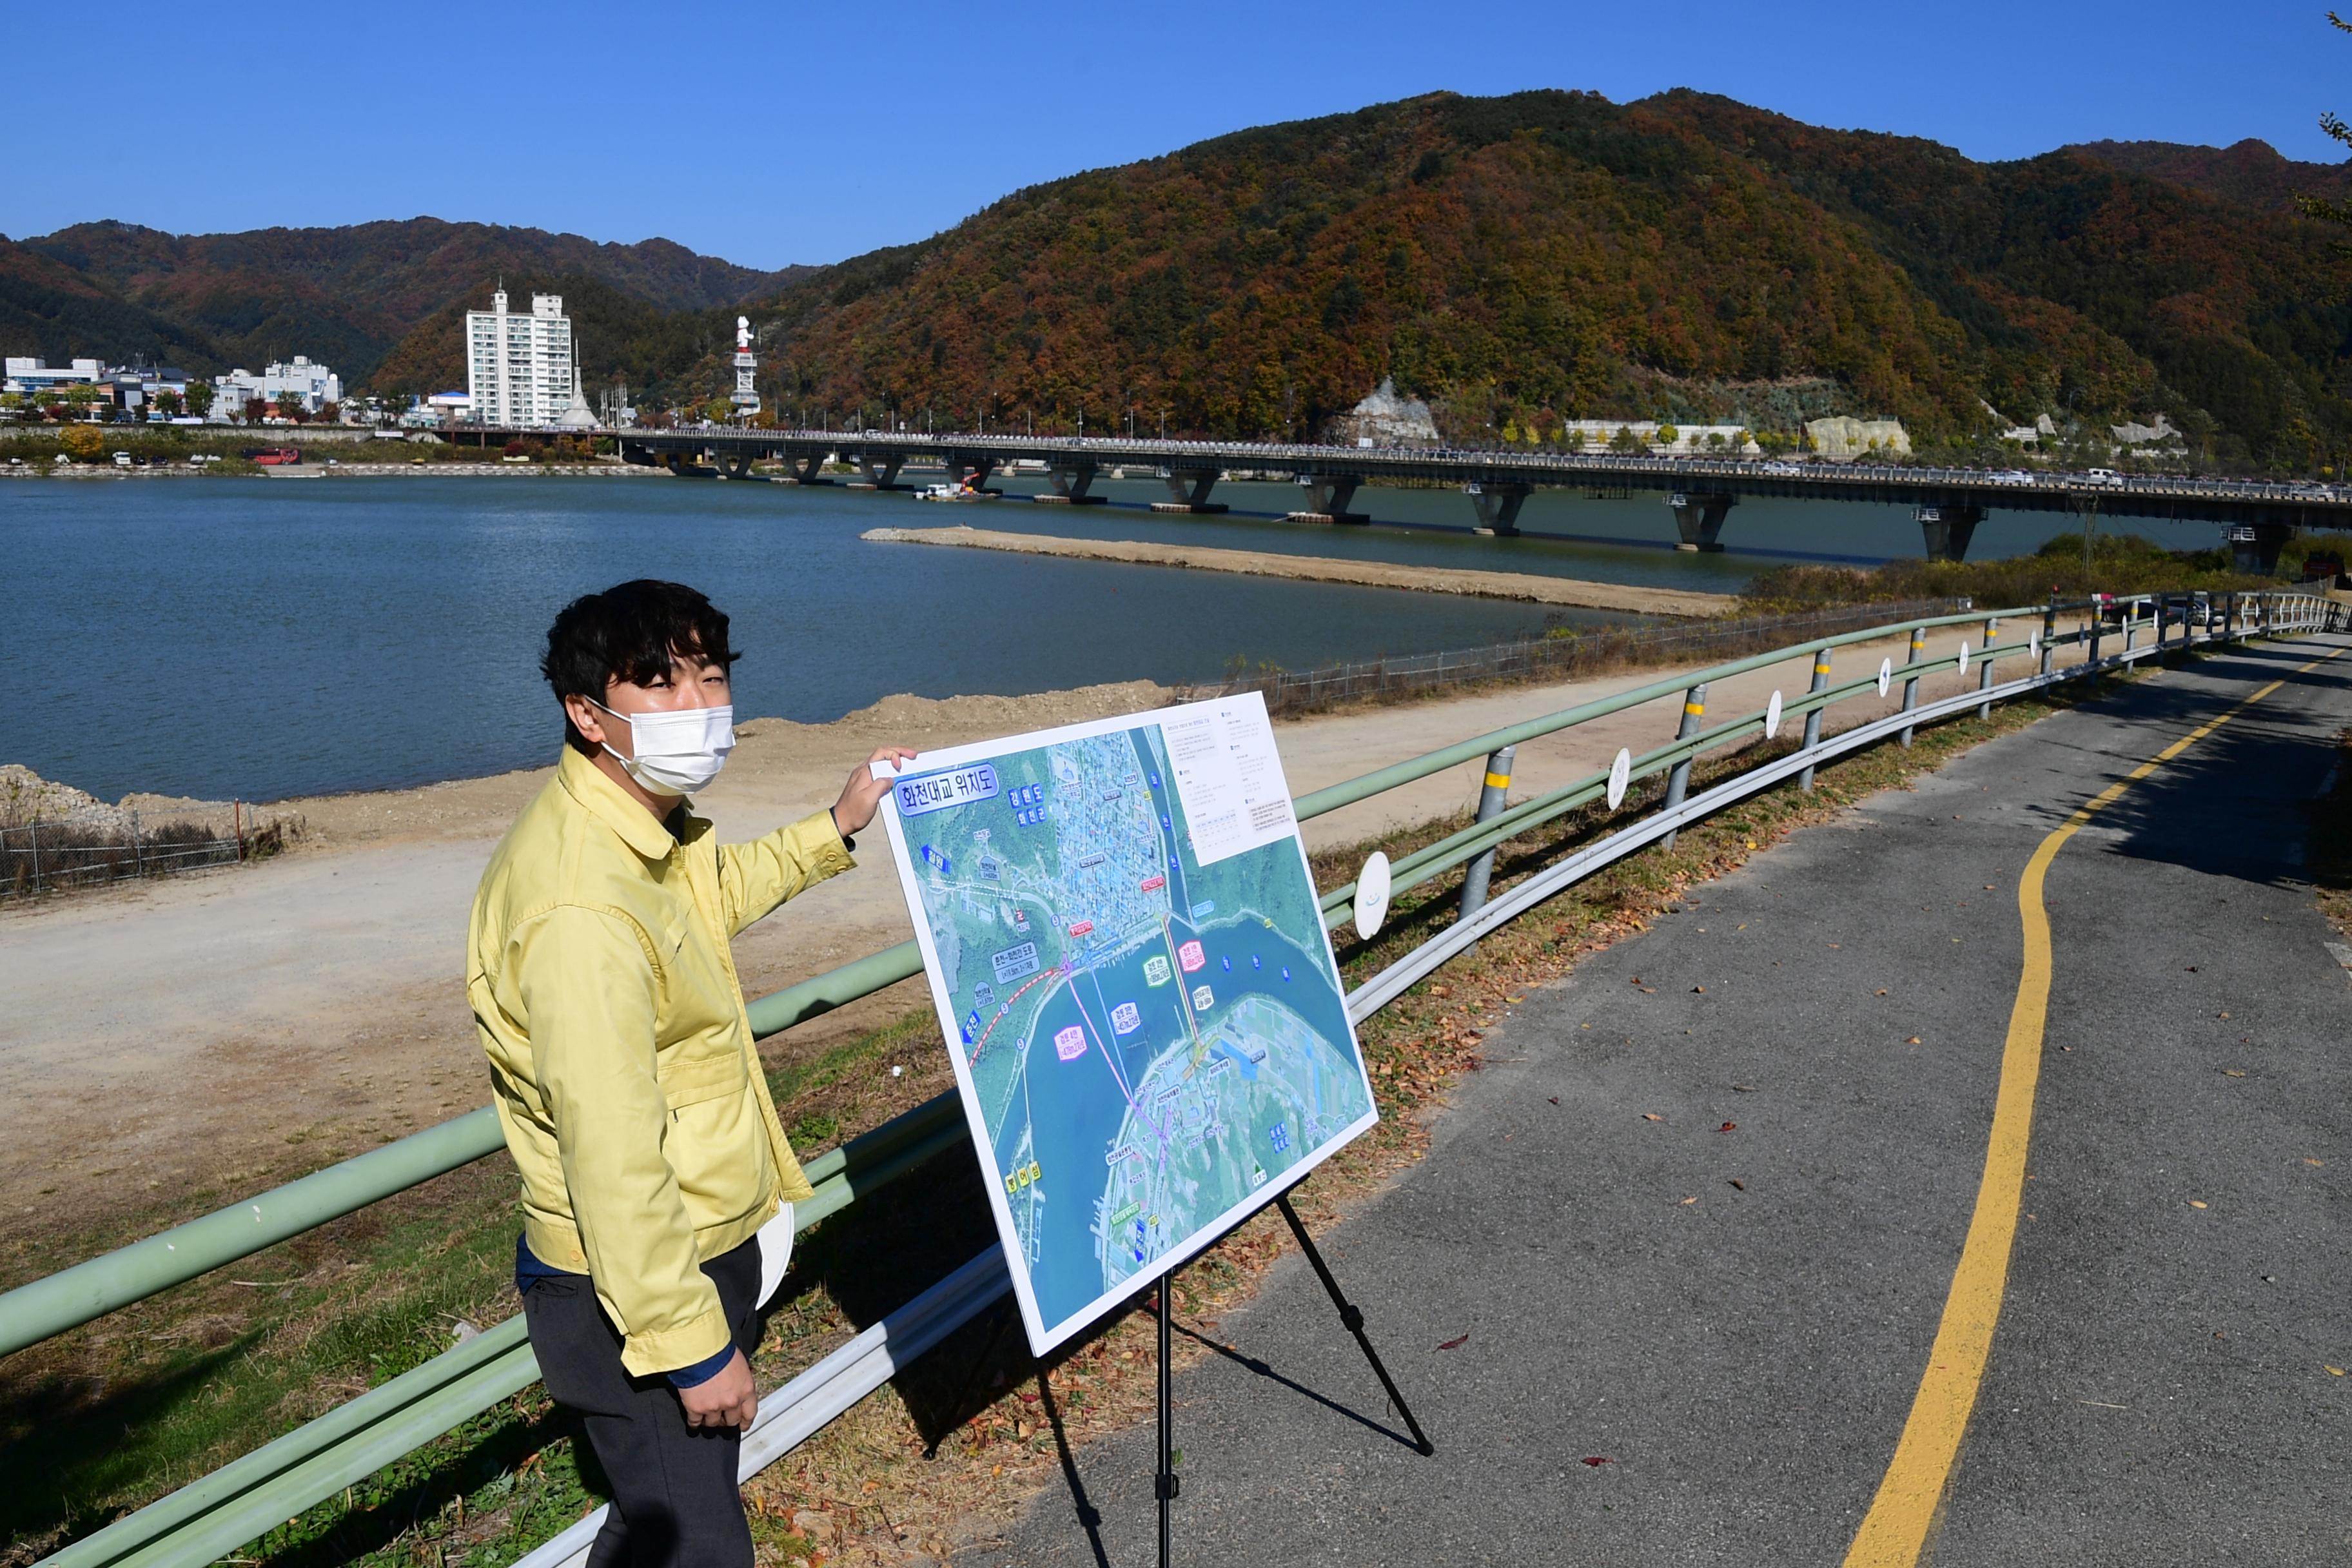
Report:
556,747,685,863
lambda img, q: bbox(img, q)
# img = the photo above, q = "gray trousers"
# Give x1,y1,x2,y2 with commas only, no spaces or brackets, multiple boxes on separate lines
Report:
522,1239,761,1568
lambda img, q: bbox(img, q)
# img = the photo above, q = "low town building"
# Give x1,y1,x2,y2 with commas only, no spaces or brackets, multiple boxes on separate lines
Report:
3,357,105,395
210,357,344,420
1556,419,1762,455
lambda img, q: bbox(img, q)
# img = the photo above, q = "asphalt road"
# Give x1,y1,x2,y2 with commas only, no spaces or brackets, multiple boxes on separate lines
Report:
961,631,2352,1567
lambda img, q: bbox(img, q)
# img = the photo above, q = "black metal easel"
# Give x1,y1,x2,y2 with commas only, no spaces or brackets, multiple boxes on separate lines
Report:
1152,1190,1434,1567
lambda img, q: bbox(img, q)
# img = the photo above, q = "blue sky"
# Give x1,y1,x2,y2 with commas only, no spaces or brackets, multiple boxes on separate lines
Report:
8,2,2347,270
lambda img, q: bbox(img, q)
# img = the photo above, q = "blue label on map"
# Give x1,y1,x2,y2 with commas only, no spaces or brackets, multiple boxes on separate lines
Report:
1191,900,1214,918
991,942,1041,984
897,764,999,818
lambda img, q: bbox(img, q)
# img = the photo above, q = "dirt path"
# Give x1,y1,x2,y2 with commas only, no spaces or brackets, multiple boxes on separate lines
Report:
860,524,1739,617
0,625,2070,1232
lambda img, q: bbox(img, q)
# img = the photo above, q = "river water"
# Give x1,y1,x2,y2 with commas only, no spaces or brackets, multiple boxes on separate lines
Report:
4,474,2208,803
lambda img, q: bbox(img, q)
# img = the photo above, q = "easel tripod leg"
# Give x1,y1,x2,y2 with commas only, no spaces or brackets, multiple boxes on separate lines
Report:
1157,1273,1177,1568
1274,1193,1436,1456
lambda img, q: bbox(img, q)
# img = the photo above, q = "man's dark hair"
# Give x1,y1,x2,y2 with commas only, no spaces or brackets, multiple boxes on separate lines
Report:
543,580,740,756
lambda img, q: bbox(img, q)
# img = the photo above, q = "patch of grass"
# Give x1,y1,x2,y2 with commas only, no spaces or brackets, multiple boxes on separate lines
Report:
1740,531,2308,615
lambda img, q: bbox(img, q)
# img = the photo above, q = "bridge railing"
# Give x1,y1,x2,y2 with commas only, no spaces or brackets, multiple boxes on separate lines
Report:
8,591,2336,1568
603,425,2352,509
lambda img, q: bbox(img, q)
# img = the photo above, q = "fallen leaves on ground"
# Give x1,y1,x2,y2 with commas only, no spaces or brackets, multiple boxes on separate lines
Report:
2188,1200,2210,1210
1438,1333,1469,1351
1719,1122,1738,1133
1642,1113,1662,1122
1582,1456,1612,1467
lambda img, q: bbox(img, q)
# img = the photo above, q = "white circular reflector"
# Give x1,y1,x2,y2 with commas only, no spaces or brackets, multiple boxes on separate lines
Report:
1958,641,1971,676
1607,747,1632,810
757,1202,796,1306
1877,658,1893,697
1353,850,1392,941
1765,689,1784,740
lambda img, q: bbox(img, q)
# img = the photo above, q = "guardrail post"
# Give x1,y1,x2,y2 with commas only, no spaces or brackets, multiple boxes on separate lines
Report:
1977,616,1997,719
1798,646,1830,791
28,819,39,897
2039,604,2056,674
2088,604,2103,668
2222,591,2235,642
2124,598,2139,652
1897,625,1925,747
1457,743,1516,922
1661,682,1707,851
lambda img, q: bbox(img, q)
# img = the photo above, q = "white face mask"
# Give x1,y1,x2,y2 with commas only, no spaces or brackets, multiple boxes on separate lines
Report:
589,698,734,798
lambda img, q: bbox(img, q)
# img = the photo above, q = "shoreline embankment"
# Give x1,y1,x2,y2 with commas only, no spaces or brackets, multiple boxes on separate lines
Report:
862,524,1739,618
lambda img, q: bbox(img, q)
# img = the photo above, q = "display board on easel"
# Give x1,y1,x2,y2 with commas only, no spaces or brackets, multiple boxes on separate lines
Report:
873,692,1379,1355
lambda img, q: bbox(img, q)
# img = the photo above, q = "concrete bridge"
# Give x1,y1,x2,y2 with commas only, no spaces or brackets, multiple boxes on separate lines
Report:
460,424,2352,573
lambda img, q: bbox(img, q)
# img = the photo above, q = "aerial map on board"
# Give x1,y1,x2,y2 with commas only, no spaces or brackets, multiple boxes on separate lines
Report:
875,694,1377,1353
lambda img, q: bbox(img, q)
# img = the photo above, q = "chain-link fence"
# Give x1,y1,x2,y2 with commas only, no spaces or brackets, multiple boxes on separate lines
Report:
0,814,283,899
1223,601,1963,716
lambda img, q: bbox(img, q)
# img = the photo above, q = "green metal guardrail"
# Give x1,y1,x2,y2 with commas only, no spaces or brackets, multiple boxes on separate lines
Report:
10,589,2337,1568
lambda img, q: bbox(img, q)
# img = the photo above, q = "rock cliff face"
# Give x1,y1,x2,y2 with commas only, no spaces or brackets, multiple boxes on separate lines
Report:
1324,377,1440,446
1806,416,1913,462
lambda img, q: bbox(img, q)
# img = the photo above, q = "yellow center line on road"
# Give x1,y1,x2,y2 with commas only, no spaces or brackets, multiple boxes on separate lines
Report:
1841,643,2345,1568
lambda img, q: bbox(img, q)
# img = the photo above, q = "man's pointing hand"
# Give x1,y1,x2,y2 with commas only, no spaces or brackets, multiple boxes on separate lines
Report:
832,745,916,839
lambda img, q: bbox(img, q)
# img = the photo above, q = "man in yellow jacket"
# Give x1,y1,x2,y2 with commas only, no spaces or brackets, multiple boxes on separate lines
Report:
469,580,908,1568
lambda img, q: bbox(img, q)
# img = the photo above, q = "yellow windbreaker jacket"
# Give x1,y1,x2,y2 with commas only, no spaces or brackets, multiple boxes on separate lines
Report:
468,747,852,1376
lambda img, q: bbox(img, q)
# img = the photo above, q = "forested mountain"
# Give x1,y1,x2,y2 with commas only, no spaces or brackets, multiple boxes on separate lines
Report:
0,218,799,387
2065,137,2352,215
737,91,2352,466
9,92,2349,468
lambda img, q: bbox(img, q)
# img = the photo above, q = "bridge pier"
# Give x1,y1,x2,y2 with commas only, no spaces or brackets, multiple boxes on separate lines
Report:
1291,473,1369,525
1916,504,1984,562
2228,523,2293,577
772,453,832,485
942,453,1001,493
718,455,756,481
1467,481,1530,536
1037,460,1107,505
852,452,910,491
1669,491,1736,552
1155,465,1228,514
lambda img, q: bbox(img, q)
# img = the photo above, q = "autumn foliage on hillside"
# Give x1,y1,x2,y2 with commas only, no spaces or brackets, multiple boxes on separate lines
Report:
743,90,2352,465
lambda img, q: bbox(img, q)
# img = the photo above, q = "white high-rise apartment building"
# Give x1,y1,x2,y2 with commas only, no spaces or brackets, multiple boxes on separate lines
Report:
465,289,574,425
